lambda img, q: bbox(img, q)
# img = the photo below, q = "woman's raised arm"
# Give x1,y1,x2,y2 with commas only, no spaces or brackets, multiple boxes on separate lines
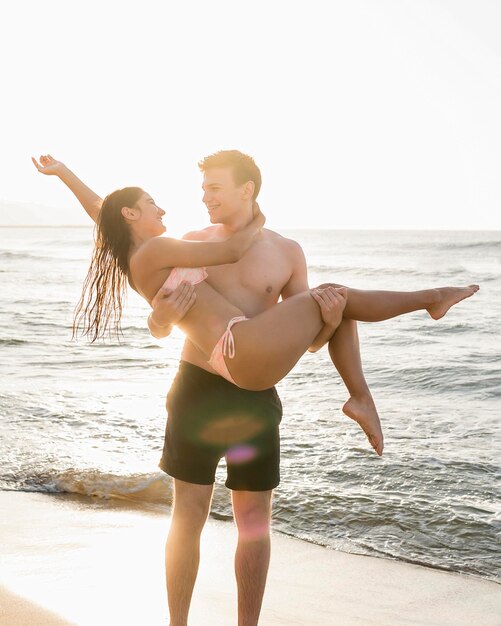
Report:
32,155,103,224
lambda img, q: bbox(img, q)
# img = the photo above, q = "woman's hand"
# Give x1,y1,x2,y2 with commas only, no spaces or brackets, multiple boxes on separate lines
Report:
31,154,67,177
31,154,102,223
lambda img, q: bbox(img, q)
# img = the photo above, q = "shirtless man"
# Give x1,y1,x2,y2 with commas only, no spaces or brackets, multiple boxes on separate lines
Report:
146,150,379,626
33,150,472,625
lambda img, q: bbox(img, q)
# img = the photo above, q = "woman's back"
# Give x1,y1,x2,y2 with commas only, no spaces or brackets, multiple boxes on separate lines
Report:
129,249,244,359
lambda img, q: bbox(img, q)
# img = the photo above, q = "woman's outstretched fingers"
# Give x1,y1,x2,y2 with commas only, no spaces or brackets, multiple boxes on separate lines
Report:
32,154,64,176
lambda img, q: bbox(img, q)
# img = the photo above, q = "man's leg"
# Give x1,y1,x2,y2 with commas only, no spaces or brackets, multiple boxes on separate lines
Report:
232,489,273,626
165,479,214,626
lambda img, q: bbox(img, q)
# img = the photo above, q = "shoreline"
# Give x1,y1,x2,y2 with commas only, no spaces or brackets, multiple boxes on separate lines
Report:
4,484,497,585
1,490,500,626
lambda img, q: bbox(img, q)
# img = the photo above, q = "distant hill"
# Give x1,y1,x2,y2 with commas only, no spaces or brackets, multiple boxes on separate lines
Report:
0,201,92,226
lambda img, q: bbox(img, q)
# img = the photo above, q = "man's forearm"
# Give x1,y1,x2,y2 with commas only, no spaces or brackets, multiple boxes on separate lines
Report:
148,311,173,339
58,166,103,224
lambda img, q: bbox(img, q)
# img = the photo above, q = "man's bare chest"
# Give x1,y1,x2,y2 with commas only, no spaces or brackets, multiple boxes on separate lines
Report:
205,242,292,313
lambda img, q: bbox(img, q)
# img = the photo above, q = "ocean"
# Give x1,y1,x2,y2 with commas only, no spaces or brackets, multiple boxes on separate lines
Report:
1,226,500,583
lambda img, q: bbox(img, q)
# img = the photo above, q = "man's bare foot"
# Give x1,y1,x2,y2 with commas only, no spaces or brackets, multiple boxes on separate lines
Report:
427,285,479,320
342,394,384,456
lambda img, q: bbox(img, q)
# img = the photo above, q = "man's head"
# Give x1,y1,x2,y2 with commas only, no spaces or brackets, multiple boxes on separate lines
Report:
199,150,262,225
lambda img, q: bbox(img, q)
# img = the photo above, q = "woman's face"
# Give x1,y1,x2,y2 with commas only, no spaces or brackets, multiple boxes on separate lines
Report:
133,192,166,236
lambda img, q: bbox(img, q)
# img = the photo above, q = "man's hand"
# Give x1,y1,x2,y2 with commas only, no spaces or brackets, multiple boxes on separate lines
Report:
32,154,67,177
311,286,347,332
149,281,196,339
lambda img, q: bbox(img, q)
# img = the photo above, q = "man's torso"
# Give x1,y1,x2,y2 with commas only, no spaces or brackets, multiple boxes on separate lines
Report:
180,226,299,371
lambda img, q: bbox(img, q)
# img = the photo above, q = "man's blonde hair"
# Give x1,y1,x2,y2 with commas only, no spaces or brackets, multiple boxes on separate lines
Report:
198,150,262,200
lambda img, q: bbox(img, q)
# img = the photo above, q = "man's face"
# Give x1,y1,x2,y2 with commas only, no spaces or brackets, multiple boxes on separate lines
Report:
202,167,248,224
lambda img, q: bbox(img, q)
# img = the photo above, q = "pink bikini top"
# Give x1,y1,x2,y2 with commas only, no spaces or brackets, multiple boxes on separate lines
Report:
162,267,208,292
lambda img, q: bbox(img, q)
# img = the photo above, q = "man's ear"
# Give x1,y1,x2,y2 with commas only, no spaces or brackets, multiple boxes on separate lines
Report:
121,206,139,221
242,180,255,200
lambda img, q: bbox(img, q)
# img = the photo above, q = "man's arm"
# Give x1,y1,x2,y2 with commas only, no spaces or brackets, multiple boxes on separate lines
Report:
134,206,264,275
146,230,205,338
32,155,102,223
280,239,338,352
148,281,196,339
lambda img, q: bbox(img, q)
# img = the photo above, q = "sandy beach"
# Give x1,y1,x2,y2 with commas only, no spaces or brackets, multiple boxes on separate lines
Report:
0,491,499,626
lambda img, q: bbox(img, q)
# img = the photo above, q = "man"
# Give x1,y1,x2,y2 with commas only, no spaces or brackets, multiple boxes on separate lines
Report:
146,150,377,626
32,151,377,626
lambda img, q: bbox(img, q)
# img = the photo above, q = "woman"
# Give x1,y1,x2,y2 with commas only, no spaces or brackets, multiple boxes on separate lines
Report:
33,155,479,455
75,185,347,389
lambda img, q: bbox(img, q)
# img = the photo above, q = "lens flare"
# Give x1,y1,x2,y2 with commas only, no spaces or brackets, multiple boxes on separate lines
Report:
226,444,257,465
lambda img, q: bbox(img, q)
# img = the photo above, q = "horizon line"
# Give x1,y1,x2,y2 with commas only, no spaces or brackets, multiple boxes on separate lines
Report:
1,225,500,233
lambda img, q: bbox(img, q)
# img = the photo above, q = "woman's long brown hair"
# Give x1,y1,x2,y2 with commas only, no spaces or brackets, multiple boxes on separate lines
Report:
73,187,144,342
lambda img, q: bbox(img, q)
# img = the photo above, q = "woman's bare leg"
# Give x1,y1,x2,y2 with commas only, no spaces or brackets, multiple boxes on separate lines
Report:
228,288,344,391
310,288,384,455
227,289,383,455
319,283,478,455
317,284,479,322
328,319,383,455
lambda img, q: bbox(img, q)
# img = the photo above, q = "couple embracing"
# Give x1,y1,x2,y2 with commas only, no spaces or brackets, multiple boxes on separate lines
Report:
34,149,477,625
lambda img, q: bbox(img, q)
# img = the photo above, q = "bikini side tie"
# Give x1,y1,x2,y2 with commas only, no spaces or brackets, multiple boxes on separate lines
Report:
221,316,247,359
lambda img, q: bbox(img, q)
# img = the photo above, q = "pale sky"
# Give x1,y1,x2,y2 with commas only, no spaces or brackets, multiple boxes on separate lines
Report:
1,0,500,233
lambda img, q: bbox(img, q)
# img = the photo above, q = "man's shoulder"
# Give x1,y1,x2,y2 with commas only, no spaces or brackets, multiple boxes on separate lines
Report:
261,228,304,256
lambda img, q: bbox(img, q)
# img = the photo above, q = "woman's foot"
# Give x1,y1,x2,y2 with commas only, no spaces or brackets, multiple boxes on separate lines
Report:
342,394,384,456
427,285,479,320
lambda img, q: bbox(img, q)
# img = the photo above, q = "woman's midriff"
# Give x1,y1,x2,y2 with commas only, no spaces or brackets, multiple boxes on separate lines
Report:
175,281,244,359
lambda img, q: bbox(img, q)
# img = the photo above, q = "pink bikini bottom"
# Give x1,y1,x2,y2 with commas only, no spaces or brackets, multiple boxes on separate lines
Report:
208,316,248,386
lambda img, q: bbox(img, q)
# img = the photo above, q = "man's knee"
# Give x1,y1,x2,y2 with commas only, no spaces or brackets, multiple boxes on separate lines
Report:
172,480,213,529
232,491,272,541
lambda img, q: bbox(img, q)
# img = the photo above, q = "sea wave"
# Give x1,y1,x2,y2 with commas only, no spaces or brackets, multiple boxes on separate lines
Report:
0,468,237,524
0,250,59,262
2,469,172,505
441,240,501,252
0,338,28,346
308,264,476,280
370,363,501,397
273,456,501,582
